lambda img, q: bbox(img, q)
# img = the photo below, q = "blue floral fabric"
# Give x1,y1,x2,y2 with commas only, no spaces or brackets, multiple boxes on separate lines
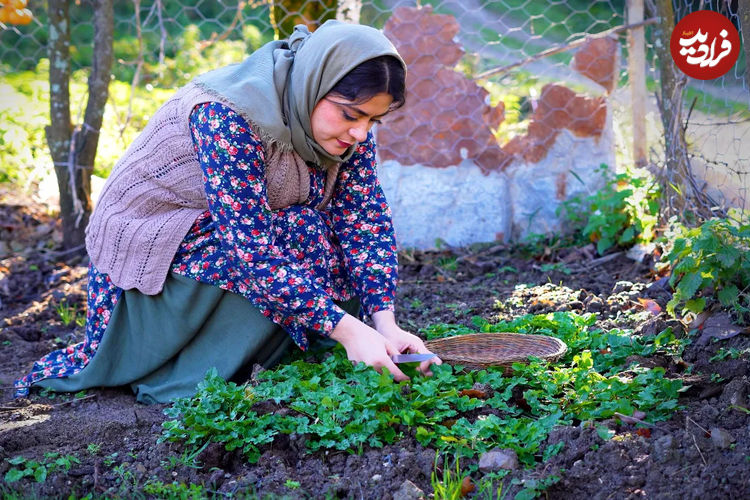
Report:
14,264,122,397
15,101,398,396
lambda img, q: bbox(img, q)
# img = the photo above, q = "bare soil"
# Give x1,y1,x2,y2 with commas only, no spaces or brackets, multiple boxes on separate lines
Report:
1,189,749,499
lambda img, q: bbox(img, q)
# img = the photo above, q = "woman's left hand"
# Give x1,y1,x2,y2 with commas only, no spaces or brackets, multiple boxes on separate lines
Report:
371,310,442,376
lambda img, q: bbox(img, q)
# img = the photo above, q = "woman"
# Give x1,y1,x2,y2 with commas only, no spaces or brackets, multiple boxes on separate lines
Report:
15,21,440,404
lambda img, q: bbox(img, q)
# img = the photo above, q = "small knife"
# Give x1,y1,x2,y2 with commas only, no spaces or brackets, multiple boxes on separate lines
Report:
391,353,438,364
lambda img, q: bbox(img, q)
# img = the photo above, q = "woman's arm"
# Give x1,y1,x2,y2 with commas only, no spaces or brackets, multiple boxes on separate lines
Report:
329,133,440,376
330,132,399,318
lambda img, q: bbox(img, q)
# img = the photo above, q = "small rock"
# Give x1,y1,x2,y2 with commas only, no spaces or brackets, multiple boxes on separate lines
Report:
646,277,670,293
0,240,10,258
585,296,604,313
209,468,226,487
710,428,735,449
472,382,494,397
135,462,147,475
612,281,633,293
371,474,382,482
392,479,425,500
652,435,677,463
626,243,655,263
478,448,519,472
219,479,238,494
636,318,667,338
720,377,749,407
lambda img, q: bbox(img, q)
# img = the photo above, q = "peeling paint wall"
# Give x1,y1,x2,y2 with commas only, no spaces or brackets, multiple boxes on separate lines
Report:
376,5,619,248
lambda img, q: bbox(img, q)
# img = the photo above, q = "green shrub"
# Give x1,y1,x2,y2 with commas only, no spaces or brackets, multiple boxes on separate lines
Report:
558,164,660,255
663,217,750,324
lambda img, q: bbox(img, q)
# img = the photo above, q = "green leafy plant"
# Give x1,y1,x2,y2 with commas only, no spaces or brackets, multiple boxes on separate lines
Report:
142,479,207,499
284,479,301,490
512,475,561,500
709,347,747,362
558,164,660,255
663,217,750,323
4,453,80,483
103,452,119,467
161,311,684,472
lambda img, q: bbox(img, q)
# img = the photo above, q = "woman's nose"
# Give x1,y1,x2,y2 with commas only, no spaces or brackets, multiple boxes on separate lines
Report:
349,123,368,142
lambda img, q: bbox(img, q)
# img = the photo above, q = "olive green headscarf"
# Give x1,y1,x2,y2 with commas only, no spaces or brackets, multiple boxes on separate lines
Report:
195,20,405,167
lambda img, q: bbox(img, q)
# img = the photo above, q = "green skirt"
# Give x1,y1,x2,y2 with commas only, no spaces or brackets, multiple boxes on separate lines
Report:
38,272,358,404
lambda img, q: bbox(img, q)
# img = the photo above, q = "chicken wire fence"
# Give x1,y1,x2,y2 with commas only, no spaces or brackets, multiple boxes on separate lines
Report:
1,0,748,218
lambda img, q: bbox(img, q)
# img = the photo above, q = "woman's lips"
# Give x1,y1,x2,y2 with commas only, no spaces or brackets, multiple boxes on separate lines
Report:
336,139,352,148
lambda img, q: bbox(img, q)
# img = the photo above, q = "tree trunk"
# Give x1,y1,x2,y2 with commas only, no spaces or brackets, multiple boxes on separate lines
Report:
46,0,76,247
45,0,114,250
270,0,338,39
739,0,750,88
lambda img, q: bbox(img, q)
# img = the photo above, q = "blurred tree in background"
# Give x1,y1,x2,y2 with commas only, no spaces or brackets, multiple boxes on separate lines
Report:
46,0,113,250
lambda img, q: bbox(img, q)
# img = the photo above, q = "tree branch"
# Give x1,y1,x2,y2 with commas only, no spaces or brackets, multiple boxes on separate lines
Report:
474,18,658,80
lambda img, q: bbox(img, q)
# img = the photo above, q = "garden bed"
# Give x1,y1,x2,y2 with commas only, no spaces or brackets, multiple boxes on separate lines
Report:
1,190,749,499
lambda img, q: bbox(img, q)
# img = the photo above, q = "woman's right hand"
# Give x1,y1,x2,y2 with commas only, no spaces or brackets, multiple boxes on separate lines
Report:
329,314,409,381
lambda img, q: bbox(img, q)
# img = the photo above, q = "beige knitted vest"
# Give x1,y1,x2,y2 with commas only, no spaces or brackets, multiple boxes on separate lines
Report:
85,81,339,295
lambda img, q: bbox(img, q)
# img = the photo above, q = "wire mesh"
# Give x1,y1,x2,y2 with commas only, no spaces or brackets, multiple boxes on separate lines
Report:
0,0,747,221
646,0,749,219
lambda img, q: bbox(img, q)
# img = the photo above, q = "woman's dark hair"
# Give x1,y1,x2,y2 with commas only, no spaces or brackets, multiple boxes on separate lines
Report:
328,55,406,110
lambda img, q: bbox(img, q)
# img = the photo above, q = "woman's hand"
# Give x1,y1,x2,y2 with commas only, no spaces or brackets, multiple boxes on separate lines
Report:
329,314,409,381
371,310,442,376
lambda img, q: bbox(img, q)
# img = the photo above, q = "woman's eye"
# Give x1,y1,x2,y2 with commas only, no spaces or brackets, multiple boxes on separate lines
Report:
342,112,357,122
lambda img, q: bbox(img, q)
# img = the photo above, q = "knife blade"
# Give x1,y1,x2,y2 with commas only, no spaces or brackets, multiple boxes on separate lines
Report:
391,353,438,364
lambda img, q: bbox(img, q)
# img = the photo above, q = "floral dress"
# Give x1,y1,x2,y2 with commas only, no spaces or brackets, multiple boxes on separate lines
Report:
15,101,398,398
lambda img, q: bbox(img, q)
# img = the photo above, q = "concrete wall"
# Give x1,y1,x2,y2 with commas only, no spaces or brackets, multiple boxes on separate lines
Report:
376,5,619,249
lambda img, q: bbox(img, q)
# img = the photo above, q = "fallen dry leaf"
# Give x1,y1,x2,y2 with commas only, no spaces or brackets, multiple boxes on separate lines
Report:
461,476,475,496
459,389,489,399
635,428,651,438
442,418,457,429
637,298,662,316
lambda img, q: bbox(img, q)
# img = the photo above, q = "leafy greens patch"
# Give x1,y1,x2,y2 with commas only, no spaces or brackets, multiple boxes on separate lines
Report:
161,312,685,467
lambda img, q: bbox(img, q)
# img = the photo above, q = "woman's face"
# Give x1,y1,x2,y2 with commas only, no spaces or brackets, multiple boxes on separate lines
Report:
310,92,393,156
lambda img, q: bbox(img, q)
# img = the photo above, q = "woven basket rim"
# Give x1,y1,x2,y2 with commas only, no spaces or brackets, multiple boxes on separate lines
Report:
424,332,567,367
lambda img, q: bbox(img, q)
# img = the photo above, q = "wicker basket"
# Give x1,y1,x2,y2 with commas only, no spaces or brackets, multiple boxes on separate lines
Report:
424,332,567,373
